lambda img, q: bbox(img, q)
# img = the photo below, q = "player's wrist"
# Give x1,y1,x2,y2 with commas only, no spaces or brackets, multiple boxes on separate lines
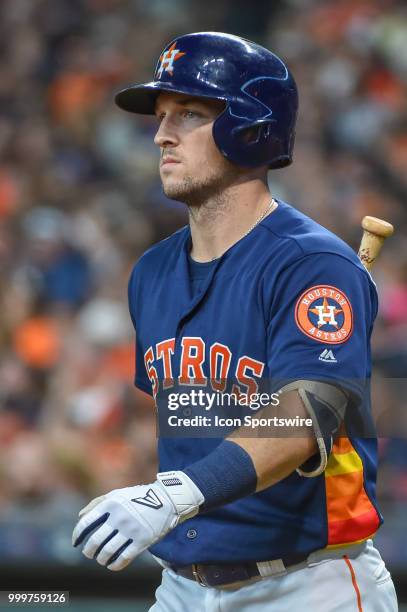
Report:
156,470,205,522
183,440,258,513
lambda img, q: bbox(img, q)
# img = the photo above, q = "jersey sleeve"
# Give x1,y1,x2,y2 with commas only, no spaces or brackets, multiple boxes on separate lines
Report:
267,252,376,391
266,252,377,476
128,264,153,396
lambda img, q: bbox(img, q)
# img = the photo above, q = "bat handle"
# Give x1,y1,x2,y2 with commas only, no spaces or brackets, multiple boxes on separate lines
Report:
358,216,394,272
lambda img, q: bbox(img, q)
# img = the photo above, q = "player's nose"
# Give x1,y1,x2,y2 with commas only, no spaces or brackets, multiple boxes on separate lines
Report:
154,117,180,148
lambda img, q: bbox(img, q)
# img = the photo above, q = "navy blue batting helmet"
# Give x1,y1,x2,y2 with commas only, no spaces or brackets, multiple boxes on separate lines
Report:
115,32,298,169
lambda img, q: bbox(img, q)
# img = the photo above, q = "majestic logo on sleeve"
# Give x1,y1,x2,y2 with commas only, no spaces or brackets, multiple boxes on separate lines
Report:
295,285,353,344
156,42,186,78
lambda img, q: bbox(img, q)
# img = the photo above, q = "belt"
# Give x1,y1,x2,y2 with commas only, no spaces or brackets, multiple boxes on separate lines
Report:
170,552,309,587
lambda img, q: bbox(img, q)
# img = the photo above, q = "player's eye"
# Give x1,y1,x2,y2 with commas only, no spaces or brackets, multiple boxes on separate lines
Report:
181,109,200,119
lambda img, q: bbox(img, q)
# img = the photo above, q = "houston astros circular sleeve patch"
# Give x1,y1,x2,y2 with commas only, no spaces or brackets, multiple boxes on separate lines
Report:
295,285,353,344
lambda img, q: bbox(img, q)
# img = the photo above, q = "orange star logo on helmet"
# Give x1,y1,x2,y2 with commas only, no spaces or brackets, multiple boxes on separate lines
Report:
156,43,186,79
295,285,353,344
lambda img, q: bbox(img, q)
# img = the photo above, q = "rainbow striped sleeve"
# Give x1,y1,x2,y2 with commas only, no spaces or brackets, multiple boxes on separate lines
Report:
325,436,380,547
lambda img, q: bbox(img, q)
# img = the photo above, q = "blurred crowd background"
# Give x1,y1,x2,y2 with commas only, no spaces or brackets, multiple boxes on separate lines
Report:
0,0,406,598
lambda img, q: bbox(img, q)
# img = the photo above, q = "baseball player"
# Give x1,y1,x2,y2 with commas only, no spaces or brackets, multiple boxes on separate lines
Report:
72,32,397,611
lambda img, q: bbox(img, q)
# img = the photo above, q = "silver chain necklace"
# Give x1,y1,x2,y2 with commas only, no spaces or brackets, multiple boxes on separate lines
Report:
210,198,277,261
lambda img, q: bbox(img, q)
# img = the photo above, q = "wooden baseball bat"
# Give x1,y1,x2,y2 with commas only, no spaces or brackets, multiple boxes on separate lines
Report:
358,216,394,271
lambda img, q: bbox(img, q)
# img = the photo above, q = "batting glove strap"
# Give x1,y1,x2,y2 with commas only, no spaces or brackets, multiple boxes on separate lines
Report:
156,470,205,521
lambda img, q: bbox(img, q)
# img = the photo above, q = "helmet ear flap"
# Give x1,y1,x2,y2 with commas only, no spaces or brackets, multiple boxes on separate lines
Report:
232,119,275,146
213,109,293,169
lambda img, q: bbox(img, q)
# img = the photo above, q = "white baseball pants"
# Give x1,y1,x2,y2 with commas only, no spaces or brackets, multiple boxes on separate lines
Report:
149,540,397,611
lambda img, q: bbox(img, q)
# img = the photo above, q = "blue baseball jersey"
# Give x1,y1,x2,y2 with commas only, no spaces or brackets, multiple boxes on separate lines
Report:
128,200,382,565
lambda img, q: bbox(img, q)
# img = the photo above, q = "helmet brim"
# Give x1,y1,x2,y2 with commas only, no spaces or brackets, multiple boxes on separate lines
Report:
115,81,226,115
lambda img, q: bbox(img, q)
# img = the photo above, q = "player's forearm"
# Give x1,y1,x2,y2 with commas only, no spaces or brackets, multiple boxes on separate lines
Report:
183,389,319,511
228,389,318,491
229,436,317,492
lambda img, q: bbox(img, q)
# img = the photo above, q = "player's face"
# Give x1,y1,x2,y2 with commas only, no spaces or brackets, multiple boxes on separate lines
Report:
154,92,240,204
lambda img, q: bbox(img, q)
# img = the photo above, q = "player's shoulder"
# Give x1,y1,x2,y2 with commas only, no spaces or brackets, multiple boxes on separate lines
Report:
264,199,367,274
261,200,378,319
129,224,189,281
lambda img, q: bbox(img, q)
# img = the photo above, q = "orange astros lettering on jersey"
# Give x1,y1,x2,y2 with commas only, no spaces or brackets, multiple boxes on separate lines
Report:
144,346,159,398
295,285,353,345
232,355,265,398
156,338,175,389
143,336,266,395
210,343,232,392
179,337,206,385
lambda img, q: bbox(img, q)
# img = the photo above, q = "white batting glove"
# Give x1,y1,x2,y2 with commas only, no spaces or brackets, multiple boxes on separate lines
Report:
72,471,204,571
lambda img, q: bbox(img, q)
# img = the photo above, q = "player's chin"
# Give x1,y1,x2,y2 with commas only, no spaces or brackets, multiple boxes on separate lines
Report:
162,179,195,202
161,175,186,197
162,184,185,201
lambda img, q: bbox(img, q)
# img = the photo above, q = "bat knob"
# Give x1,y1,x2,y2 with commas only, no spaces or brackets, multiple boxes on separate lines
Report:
361,216,394,238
